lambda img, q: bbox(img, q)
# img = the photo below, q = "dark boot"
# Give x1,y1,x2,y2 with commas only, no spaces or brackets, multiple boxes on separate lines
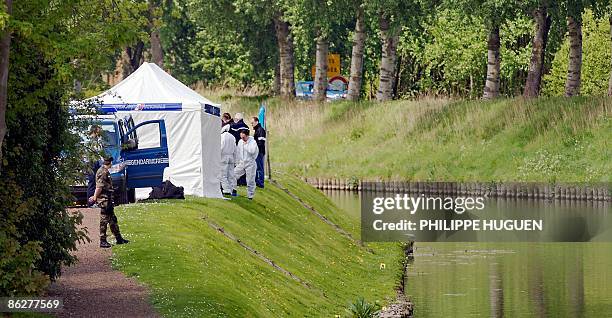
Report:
100,240,112,248
116,237,130,244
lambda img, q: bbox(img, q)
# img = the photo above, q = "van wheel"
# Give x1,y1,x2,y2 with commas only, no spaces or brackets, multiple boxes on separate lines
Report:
128,188,136,203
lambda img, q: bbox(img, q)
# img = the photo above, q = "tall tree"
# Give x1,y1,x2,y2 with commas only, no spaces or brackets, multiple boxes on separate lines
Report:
160,0,198,84
313,33,329,101
347,4,366,101
377,12,400,101
0,0,11,169
273,60,281,94
285,0,351,101
524,1,553,97
149,0,164,67
273,14,296,98
564,13,583,96
483,25,501,99
122,41,145,78
228,0,296,97
453,0,518,99
368,0,420,102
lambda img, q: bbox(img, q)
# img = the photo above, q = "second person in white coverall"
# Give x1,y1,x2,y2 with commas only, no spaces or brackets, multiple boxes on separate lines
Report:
234,129,259,199
220,121,236,195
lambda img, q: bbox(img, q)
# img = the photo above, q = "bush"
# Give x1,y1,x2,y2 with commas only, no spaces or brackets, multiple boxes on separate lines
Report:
0,179,49,296
0,34,88,296
345,297,381,318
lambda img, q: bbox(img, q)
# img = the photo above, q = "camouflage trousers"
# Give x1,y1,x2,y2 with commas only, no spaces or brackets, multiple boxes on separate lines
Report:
100,203,122,242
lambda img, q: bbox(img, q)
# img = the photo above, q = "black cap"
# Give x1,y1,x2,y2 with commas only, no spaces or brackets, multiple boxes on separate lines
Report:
103,156,113,165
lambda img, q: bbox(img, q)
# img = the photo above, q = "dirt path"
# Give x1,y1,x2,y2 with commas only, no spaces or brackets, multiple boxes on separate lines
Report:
48,208,159,318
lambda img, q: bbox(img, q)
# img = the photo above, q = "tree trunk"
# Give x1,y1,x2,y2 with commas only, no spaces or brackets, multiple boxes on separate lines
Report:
313,35,329,102
347,6,366,101
273,60,281,95
122,41,145,78
565,15,582,97
608,16,612,96
393,54,402,97
377,14,399,102
524,5,551,98
148,0,163,68
0,0,12,170
273,15,295,99
483,25,501,99
150,30,163,67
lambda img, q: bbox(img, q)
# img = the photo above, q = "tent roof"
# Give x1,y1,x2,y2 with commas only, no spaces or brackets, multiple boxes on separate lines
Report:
92,63,219,111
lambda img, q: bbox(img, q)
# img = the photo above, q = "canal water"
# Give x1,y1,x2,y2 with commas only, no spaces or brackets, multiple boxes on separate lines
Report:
322,190,612,317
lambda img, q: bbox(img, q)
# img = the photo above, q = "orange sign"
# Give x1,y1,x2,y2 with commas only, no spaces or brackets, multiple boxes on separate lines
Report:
311,54,341,79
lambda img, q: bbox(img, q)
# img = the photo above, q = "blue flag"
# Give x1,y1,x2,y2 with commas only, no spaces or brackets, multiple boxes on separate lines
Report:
258,103,266,129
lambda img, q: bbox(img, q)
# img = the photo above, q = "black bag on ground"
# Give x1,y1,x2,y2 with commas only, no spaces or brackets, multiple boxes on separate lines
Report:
148,180,185,200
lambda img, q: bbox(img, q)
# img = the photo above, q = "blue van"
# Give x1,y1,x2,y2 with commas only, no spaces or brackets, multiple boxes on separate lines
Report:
71,114,169,205
295,80,347,101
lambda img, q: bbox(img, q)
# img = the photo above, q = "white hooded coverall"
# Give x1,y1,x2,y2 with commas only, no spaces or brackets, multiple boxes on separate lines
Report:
220,125,237,194
234,135,259,198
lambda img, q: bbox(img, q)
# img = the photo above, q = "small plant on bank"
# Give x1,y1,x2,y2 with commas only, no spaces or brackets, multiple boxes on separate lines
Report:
345,297,381,318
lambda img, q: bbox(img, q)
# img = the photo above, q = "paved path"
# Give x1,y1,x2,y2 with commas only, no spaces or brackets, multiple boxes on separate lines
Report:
48,208,159,318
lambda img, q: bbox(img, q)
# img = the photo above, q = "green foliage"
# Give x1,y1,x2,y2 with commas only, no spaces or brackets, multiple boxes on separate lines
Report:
543,10,611,96
64,0,609,98
0,179,48,296
397,9,532,97
191,28,256,87
1,0,139,296
161,0,199,85
399,10,487,97
345,297,381,318
180,0,278,88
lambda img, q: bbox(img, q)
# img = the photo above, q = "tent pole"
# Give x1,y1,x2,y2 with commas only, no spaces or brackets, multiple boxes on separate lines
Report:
266,119,272,181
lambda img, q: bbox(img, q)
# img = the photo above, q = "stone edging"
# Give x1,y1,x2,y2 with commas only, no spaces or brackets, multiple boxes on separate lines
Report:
303,177,611,201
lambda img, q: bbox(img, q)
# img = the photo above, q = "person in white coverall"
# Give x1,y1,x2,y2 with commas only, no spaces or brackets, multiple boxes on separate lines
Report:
234,129,259,199
220,120,236,195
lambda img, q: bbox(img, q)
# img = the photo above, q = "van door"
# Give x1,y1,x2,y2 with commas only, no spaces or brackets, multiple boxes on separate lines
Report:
122,119,169,189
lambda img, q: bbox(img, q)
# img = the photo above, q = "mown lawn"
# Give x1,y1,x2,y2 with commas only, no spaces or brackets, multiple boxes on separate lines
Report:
219,95,611,183
111,174,401,317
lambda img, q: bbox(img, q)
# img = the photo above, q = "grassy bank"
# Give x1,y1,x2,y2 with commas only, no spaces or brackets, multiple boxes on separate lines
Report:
217,94,610,183
111,174,401,317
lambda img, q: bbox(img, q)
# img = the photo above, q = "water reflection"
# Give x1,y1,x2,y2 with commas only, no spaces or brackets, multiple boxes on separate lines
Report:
323,190,612,317
489,262,503,318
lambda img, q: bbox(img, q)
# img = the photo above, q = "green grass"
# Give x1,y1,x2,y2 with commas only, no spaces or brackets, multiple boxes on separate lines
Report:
111,174,401,317
218,94,611,183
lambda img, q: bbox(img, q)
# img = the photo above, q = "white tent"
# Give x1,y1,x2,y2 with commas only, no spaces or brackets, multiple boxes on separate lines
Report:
92,62,223,198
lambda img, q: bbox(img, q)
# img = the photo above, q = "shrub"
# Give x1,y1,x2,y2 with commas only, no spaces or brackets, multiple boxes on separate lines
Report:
0,33,88,296
345,297,381,318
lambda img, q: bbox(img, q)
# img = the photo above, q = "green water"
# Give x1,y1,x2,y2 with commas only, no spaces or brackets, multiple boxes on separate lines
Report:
323,190,612,317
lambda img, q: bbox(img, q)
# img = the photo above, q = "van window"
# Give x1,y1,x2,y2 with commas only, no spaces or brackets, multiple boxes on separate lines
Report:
100,124,118,147
134,122,161,149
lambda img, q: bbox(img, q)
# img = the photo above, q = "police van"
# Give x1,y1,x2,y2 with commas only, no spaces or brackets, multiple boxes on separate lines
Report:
71,114,169,205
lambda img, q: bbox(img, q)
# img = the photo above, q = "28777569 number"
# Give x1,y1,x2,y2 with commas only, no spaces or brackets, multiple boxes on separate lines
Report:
0,297,63,312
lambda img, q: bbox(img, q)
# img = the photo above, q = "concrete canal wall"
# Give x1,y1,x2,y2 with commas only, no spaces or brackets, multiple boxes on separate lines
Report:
303,178,611,202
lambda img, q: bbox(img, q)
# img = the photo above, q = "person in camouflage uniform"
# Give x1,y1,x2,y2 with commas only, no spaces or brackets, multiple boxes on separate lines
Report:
86,125,104,207
89,156,129,248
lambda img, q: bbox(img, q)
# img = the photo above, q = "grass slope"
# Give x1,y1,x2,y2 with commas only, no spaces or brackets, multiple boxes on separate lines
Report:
217,94,610,183
111,174,401,317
